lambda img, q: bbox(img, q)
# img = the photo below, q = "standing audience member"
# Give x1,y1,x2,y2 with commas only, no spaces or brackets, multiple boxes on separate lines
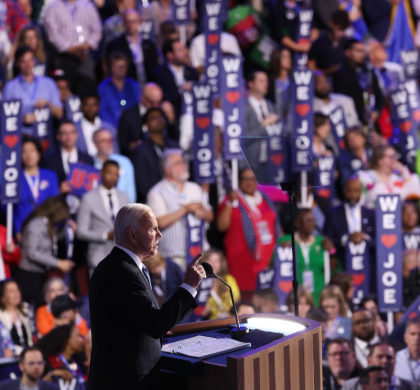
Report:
131,108,178,203
359,297,388,340
98,51,141,128
16,196,75,308
218,168,279,294
330,272,355,315
358,366,389,390
285,287,314,317
14,137,60,236
93,128,136,203
0,347,59,390
77,160,130,275
50,294,88,335
147,150,213,271
402,202,420,234
0,280,33,356
0,224,21,279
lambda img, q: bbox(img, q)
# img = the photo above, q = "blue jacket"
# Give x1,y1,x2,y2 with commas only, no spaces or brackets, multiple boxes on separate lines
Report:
0,379,59,390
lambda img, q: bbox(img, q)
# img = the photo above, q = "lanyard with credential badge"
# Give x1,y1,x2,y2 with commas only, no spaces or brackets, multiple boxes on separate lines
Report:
59,354,84,389
407,354,420,383
24,172,40,202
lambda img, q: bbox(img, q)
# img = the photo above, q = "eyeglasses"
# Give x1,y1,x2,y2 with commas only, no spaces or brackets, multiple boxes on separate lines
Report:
327,351,350,358
24,361,45,367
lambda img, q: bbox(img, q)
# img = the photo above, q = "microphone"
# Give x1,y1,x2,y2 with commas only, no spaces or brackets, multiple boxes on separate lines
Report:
201,262,249,340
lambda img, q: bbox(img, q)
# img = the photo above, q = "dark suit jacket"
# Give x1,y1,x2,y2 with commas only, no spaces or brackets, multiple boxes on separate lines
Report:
87,247,197,390
150,64,199,121
118,105,145,157
44,149,94,184
0,380,58,390
360,0,392,43
131,136,179,203
106,35,158,83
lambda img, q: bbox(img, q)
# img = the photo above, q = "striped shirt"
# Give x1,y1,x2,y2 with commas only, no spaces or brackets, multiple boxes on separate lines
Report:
19,217,59,273
42,0,102,52
147,179,209,259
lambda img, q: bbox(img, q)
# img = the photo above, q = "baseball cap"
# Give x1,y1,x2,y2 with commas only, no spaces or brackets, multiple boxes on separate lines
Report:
51,294,83,318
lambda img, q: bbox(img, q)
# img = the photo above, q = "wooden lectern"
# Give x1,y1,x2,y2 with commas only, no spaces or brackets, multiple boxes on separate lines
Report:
159,313,322,390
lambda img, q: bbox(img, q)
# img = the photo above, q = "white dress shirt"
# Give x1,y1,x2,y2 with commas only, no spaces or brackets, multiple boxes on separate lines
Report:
98,185,119,221
354,335,381,367
115,245,197,297
248,95,271,162
61,147,79,175
168,64,185,89
81,116,102,156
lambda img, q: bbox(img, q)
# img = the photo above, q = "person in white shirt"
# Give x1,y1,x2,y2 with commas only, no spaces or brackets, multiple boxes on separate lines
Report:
147,149,213,270
352,309,382,368
77,160,130,274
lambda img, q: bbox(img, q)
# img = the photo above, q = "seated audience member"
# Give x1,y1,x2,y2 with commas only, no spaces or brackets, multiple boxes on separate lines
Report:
147,149,213,271
252,289,280,314
118,82,176,155
395,316,420,383
106,9,158,85
402,202,420,235
275,208,334,305
93,128,136,203
285,287,314,318
0,347,59,390
352,309,382,368
314,72,360,129
36,278,89,337
77,161,130,275
402,250,420,310
0,280,33,356
0,319,14,357
201,249,240,320
320,285,352,340
45,121,94,186
357,146,420,209
16,196,75,308
98,51,141,128
235,301,256,317
308,10,350,74
14,137,60,236
323,338,363,390
330,273,356,315
50,295,88,334
37,325,87,389
131,107,179,203
358,366,389,390
359,297,388,340
218,168,278,294
144,252,184,306
306,308,328,358
76,93,118,157
0,223,21,279
323,177,375,269
150,38,199,122
343,341,415,390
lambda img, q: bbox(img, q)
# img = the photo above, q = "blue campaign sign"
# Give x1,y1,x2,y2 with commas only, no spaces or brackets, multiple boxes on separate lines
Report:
172,0,191,25
273,245,294,309
185,214,204,266
345,240,370,305
256,267,275,291
67,163,101,197
403,232,420,250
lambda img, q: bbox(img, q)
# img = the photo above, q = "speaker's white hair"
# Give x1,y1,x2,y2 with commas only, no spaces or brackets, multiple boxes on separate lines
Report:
114,203,153,244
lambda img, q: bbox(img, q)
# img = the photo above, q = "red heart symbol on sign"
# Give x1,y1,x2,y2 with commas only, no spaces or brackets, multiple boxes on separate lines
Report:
381,234,397,249
394,181,404,188
189,245,202,259
278,280,293,293
226,91,240,104
295,104,310,117
270,154,283,166
399,120,412,133
40,140,50,151
339,139,346,150
317,188,331,198
207,34,219,45
194,306,205,315
409,312,417,319
4,135,18,148
413,110,420,122
352,274,365,287
195,117,210,130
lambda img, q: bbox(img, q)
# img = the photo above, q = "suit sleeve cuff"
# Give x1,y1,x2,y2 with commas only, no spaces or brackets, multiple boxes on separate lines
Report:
181,283,197,298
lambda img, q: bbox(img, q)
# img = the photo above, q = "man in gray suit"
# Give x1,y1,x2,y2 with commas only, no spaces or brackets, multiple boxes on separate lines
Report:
245,70,281,183
77,160,130,274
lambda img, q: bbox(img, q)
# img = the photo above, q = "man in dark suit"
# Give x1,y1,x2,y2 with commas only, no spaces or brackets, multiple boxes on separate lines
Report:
131,107,179,203
323,177,375,269
150,38,199,122
0,347,59,390
106,9,158,85
87,204,205,390
45,121,94,189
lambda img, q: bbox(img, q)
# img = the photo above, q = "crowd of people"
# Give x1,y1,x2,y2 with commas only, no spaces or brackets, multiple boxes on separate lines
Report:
0,0,418,388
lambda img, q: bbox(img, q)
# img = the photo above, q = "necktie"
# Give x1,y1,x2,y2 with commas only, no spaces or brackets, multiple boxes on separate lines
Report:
141,264,151,286
108,193,115,222
259,102,267,120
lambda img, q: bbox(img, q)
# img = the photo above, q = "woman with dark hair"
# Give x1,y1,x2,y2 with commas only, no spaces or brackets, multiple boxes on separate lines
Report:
0,279,33,356
267,47,292,118
402,201,420,234
357,145,420,208
13,137,60,237
15,196,75,308
217,168,280,295
37,325,87,389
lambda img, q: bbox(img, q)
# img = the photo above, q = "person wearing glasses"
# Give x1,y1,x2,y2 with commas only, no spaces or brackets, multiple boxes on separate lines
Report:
357,145,420,209
0,347,59,390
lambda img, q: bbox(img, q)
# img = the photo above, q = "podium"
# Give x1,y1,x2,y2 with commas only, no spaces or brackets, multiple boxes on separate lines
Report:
160,313,322,390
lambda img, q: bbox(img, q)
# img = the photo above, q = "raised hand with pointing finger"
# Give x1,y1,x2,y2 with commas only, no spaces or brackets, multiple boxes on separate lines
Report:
183,253,206,289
